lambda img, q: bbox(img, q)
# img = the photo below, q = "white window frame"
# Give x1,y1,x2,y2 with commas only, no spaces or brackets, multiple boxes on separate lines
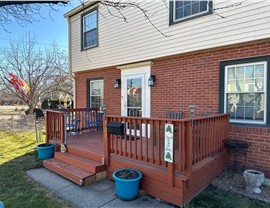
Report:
224,62,267,124
82,10,97,49
173,0,211,22
89,79,104,109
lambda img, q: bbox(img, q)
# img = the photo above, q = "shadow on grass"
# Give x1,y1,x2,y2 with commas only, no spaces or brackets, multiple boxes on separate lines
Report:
0,150,74,208
185,185,268,208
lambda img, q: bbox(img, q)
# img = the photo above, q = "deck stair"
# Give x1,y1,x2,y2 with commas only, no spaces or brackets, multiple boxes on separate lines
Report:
43,145,106,186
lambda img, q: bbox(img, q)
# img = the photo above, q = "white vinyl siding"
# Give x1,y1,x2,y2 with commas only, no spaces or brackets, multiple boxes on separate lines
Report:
68,0,270,72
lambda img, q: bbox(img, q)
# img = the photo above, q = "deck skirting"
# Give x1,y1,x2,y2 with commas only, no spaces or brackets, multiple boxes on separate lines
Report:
107,151,228,206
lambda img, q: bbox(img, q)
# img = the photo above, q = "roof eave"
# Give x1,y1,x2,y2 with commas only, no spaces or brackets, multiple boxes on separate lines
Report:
64,0,97,18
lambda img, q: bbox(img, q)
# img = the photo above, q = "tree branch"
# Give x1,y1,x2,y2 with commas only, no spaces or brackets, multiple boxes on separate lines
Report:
0,1,68,7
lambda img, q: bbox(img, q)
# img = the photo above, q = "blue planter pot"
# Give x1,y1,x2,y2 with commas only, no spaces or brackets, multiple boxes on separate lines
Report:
36,143,55,160
113,168,142,201
0,201,4,208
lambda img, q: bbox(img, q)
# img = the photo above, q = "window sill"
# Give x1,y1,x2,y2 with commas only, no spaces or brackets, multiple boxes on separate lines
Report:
169,10,212,26
230,122,270,128
81,44,98,51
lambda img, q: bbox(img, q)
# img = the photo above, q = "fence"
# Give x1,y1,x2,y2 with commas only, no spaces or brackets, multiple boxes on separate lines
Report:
0,114,36,131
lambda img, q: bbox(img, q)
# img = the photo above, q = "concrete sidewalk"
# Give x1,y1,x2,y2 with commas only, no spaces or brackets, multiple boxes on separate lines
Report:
26,168,173,208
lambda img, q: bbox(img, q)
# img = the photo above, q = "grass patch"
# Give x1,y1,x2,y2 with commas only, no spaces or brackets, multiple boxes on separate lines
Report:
0,130,74,208
186,185,268,208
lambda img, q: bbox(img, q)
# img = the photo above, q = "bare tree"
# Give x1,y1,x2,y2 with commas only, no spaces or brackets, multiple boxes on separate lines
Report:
0,1,68,29
0,33,73,114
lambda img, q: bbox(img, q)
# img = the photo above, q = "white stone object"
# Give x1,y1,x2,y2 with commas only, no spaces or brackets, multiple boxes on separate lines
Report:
252,187,262,194
263,178,270,188
243,170,265,194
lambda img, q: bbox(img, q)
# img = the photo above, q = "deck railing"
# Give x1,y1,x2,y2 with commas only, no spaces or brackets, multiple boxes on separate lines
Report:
104,114,230,178
45,109,229,181
46,108,102,144
46,110,66,144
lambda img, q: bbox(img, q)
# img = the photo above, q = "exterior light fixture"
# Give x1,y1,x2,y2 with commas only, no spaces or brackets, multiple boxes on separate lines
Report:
148,75,156,86
47,100,51,109
114,79,121,88
188,105,196,127
100,104,107,119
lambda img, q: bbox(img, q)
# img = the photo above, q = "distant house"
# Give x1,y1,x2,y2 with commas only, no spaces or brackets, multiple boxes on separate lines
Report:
50,0,270,205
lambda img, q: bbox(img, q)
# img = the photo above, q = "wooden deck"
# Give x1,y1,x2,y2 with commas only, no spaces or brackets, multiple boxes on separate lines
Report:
44,109,230,206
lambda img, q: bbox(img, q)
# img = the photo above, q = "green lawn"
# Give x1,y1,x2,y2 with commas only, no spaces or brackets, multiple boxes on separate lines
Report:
0,131,74,208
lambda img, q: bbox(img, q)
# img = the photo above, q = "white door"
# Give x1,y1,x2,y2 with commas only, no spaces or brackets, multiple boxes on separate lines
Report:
120,62,151,137
123,75,144,136
124,75,144,117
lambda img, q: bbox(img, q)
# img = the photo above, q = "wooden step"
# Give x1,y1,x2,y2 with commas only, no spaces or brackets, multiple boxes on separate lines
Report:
43,158,96,186
67,145,104,163
54,152,106,173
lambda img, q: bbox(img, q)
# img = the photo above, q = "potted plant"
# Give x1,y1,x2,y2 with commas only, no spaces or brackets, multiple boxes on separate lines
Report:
36,143,56,160
113,168,142,201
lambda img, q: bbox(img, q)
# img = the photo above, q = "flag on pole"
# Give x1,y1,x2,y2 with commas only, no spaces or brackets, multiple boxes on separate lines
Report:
7,73,30,100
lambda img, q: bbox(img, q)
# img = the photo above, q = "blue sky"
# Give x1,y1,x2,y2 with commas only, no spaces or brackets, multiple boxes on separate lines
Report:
0,1,81,50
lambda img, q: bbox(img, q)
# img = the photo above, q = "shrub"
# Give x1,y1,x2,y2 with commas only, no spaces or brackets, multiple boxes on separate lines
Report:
41,98,73,109
25,108,44,119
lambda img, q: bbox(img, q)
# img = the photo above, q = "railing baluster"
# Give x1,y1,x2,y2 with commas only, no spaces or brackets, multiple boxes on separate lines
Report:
134,118,137,159
156,120,160,165
139,119,143,160
145,119,149,162
124,118,127,157
151,120,154,163
129,118,132,158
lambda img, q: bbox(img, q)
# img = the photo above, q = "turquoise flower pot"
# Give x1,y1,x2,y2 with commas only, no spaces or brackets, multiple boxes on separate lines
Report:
113,168,142,201
36,143,55,160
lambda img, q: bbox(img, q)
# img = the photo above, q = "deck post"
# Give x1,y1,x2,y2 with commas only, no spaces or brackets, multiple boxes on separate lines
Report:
167,121,174,187
185,120,193,177
60,113,65,145
103,116,110,166
168,163,174,187
45,111,49,143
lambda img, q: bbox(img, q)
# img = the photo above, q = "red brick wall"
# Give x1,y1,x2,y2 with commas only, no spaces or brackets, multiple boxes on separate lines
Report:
75,67,121,115
74,38,270,176
151,38,270,118
230,126,270,176
151,38,270,177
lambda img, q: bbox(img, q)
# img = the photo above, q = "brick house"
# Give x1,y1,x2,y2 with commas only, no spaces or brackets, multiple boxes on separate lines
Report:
43,0,270,205
65,0,270,176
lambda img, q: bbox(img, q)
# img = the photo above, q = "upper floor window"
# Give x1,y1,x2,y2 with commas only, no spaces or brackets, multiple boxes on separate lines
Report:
170,0,212,24
82,9,98,50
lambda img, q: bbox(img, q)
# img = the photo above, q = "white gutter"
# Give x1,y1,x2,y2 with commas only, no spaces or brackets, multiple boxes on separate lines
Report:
66,16,76,108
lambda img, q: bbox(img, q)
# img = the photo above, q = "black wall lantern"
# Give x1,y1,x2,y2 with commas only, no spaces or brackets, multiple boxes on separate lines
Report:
114,79,121,88
148,75,156,86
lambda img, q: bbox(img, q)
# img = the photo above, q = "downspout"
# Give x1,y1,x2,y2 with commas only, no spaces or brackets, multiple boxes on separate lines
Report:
66,16,76,108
